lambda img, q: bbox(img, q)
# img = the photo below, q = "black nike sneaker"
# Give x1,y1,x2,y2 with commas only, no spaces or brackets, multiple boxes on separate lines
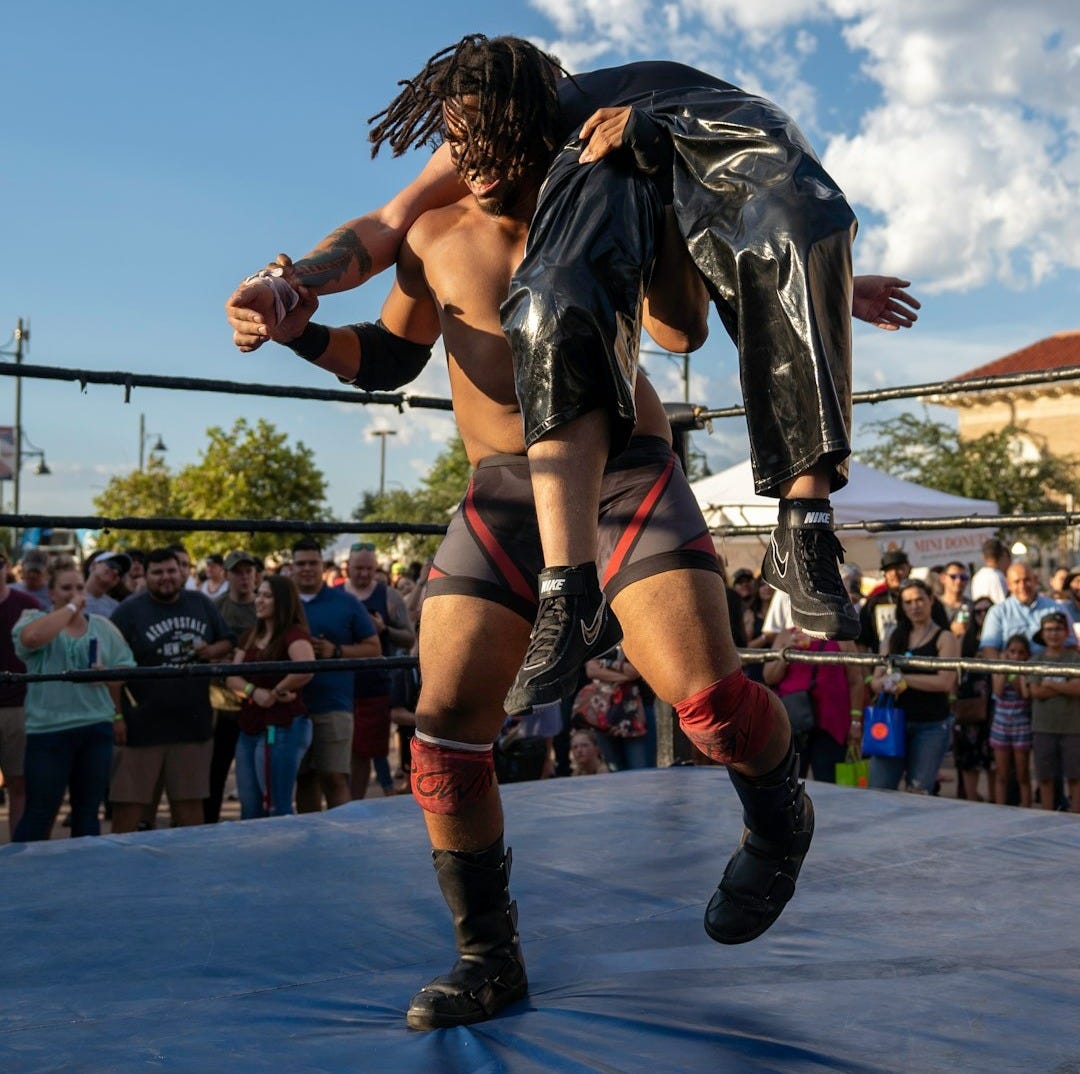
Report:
504,563,622,717
760,499,860,640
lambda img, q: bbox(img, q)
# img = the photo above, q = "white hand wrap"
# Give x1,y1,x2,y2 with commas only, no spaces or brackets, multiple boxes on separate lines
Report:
243,268,300,324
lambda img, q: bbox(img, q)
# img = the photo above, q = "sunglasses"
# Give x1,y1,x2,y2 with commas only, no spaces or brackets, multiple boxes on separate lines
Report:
946,572,969,581
351,542,376,552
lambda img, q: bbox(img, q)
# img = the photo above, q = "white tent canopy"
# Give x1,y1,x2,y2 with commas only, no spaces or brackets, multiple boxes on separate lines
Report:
691,459,1000,573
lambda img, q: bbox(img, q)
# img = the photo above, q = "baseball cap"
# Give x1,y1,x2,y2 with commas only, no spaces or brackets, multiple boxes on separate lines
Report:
19,548,49,571
880,550,910,570
1033,610,1070,646
732,568,754,583
96,550,133,574
225,550,258,571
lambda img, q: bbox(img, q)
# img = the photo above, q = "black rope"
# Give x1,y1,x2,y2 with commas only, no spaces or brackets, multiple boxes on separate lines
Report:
0,655,418,687
3,508,1073,539
741,649,1080,679
0,361,453,412
3,360,1076,427
698,364,1080,421
0,514,448,536
2,649,1074,687
708,510,1080,539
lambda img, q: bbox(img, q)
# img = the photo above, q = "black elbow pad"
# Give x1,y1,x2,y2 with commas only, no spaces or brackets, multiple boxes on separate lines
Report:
342,320,433,391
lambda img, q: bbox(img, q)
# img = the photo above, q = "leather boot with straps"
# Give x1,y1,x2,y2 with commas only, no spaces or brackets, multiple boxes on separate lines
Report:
704,742,814,945
407,837,528,1030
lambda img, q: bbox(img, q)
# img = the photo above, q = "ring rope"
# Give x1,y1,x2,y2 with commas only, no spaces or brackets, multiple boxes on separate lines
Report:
0,654,418,688
2,359,1076,426
2,649,1075,688
0,362,452,412
3,509,1073,540
0,514,448,537
697,364,1080,422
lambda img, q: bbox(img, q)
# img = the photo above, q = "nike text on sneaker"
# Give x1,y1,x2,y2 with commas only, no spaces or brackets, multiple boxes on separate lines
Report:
539,578,566,597
802,512,831,525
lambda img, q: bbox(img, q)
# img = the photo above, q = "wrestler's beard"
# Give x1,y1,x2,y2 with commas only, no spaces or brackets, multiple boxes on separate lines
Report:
473,179,535,221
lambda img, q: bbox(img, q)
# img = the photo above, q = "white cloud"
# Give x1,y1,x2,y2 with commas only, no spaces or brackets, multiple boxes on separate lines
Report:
528,0,1080,293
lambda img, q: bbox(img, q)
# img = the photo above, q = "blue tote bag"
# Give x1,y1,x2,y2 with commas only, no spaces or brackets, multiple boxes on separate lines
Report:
861,694,906,758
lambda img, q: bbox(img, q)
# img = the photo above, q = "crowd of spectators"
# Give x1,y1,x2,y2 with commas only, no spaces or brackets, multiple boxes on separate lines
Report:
1,534,1078,842
0,540,426,841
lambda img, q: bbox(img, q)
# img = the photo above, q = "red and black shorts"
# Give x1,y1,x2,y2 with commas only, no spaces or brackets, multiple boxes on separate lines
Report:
425,436,720,622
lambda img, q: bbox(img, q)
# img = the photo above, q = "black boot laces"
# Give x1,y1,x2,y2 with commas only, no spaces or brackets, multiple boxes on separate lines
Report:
523,596,572,663
795,528,848,600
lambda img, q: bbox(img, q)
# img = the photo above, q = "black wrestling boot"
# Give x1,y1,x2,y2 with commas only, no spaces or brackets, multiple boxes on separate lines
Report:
761,499,860,640
704,743,815,945
503,563,622,716
406,838,528,1031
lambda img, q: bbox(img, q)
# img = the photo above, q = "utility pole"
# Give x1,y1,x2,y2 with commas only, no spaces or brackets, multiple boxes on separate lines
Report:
371,429,397,496
12,318,26,517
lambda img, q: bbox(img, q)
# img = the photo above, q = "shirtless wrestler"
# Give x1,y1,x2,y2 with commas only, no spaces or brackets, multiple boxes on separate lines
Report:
255,96,812,1031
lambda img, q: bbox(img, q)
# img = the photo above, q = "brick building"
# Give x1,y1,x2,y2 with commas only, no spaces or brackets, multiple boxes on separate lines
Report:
941,330,1080,460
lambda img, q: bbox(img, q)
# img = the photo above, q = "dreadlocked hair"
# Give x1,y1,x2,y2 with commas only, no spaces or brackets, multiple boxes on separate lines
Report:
368,34,567,185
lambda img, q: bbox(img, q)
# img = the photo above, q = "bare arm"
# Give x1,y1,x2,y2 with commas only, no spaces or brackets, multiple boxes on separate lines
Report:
270,637,317,696
251,230,442,384
384,587,417,652
226,146,463,351
762,629,796,688
584,657,637,685
18,598,85,649
900,630,959,694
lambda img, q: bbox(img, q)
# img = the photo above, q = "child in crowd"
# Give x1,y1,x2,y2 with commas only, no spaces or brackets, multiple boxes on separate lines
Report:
990,633,1032,807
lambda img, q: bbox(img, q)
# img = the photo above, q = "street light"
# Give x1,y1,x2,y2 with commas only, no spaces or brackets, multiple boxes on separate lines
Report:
20,434,51,477
370,429,397,496
138,413,168,470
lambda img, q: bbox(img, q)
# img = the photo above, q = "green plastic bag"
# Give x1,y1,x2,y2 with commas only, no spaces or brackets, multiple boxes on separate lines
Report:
835,747,870,788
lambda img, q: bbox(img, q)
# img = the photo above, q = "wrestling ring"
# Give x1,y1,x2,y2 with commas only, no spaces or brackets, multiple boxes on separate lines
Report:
0,356,1078,1073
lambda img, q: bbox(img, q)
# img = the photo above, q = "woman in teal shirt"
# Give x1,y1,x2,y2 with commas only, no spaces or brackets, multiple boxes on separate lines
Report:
12,562,135,840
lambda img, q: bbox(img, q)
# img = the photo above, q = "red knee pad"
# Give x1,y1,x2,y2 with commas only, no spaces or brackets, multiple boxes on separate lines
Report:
675,669,778,765
410,736,495,816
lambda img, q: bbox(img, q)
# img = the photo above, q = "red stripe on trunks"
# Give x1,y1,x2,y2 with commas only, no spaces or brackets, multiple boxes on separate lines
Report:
463,480,535,605
602,453,675,589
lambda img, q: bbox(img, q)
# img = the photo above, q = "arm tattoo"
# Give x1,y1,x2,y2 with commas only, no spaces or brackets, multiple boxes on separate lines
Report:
293,228,373,289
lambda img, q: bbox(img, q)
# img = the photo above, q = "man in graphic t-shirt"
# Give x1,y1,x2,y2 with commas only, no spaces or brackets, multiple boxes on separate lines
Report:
109,547,235,832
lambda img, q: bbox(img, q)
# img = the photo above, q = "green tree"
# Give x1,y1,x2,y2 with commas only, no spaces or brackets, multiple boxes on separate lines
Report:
355,434,472,560
91,454,190,550
93,419,331,559
857,411,1078,541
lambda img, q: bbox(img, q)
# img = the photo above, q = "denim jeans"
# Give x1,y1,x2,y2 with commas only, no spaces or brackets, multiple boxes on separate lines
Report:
870,716,954,793
597,703,657,771
235,717,313,819
14,721,114,841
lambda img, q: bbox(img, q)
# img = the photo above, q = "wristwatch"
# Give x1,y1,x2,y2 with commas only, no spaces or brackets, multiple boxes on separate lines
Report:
332,644,343,659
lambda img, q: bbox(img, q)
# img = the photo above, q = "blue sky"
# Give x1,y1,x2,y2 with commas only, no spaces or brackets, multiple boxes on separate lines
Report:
2,1,1078,526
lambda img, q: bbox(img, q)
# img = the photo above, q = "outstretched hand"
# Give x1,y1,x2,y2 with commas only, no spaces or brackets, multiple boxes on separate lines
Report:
225,254,319,352
852,276,920,331
578,107,632,164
